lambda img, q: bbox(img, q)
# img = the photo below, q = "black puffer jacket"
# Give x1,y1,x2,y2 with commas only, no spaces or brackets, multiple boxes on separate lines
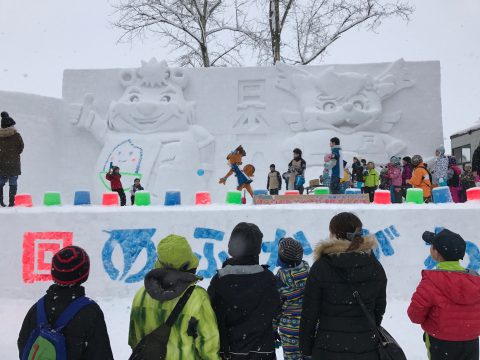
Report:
208,258,281,360
300,236,387,360
18,285,114,360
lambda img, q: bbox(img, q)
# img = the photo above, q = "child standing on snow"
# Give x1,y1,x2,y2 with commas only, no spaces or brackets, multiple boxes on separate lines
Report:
274,238,309,360
460,164,477,202
408,229,480,360
363,162,380,202
130,178,144,205
447,156,462,203
106,166,126,206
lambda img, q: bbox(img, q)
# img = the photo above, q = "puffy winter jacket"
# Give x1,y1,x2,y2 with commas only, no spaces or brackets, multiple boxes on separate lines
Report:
18,285,113,360
432,156,449,185
386,164,402,187
407,163,432,198
408,263,480,341
105,172,123,190
208,258,281,360
364,169,380,187
401,163,413,186
300,236,387,360
129,269,221,359
0,127,24,176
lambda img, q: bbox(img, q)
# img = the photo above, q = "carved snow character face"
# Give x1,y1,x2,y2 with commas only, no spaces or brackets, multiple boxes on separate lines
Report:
107,59,193,134
310,70,382,132
276,59,414,135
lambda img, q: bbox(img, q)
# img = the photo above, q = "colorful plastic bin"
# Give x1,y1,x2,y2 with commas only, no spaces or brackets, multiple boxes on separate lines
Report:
313,187,330,195
374,190,391,204
285,190,300,195
43,192,61,206
15,194,33,207
195,191,212,205
432,186,453,204
253,189,269,196
164,191,181,206
466,187,480,201
226,190,242,204
345,188,361,195
102,192,119,206
406,188,424,204
135,191,151,206
74,191,91,206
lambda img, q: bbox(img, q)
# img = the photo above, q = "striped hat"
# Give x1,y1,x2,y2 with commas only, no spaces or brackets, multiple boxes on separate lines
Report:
51,246,90,286
278,237,303,266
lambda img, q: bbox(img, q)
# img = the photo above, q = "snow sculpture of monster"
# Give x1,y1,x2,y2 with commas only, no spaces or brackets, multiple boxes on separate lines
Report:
277,59,415,164
69,58,214,202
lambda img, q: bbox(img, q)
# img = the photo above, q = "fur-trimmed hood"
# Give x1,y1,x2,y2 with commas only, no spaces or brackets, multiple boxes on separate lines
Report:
314,235,378,261
0,127,16,138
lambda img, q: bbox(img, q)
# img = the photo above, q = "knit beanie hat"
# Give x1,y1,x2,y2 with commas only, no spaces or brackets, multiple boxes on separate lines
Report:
228,222,263,258
436,145,445,156
278,237,303,267
155,234,199,271
1,112,16,129
390,156,401,166
51,246,90,286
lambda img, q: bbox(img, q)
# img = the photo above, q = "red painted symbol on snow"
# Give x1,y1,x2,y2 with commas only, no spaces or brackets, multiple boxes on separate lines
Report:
22,232,73,283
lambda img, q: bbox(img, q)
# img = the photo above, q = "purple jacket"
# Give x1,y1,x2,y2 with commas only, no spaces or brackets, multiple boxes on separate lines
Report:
402,164,413,186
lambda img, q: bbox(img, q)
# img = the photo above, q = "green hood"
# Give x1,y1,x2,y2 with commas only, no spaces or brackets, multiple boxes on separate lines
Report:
155,234,199,271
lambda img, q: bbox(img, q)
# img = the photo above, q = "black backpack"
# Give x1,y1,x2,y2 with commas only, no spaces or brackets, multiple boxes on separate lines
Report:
129,286,195,360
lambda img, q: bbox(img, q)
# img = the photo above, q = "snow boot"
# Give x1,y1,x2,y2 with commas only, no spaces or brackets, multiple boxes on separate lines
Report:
0,187,5,207
8,185,17,207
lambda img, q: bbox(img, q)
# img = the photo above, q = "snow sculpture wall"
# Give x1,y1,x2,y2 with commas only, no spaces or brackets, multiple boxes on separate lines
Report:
2,204,479,301
0,59,442,203
63,59,442,202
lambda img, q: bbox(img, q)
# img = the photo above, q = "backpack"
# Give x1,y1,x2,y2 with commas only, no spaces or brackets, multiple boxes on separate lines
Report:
22,296,94,360
129,285,195,360
417,165,433,186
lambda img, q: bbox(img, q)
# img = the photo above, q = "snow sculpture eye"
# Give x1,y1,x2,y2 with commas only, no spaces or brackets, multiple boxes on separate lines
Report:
130,95,140,103
353,100,364,110
323,102,336,112
161,95,171,103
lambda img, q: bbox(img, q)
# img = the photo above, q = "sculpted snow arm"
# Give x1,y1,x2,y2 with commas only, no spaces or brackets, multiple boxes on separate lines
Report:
68,93,107,144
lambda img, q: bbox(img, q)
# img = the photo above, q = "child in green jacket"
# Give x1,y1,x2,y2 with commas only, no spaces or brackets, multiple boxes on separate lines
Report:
363,162,380,202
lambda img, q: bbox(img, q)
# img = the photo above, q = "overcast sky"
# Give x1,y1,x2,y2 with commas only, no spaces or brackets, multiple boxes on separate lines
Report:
1,0,479,141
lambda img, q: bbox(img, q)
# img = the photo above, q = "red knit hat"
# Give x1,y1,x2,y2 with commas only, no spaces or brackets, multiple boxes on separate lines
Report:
51,246,90,286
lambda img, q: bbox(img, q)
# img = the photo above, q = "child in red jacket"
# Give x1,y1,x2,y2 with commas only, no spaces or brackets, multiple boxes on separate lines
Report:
408,229,480,360
106,166,126,206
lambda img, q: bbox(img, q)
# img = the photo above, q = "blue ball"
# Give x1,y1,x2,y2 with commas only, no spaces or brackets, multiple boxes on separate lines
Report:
197,169,205,176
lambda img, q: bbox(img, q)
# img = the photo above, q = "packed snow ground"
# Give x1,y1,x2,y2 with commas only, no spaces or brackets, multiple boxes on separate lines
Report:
1,296,425,359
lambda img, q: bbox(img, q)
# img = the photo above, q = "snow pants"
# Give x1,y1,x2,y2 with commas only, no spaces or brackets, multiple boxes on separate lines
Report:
425,333,479,360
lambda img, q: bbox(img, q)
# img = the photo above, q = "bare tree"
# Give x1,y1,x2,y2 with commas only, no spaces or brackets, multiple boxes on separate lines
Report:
257,0,414,65
112,0,254,67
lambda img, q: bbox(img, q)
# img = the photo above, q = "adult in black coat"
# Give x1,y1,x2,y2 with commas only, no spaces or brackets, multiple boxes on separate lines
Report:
0,111,24,207
208,222,281,360
17,246,114,360
300,212,387,360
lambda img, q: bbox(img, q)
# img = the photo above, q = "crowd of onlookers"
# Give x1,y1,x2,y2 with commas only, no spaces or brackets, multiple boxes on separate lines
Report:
17,215,480,360
267,138,480,204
